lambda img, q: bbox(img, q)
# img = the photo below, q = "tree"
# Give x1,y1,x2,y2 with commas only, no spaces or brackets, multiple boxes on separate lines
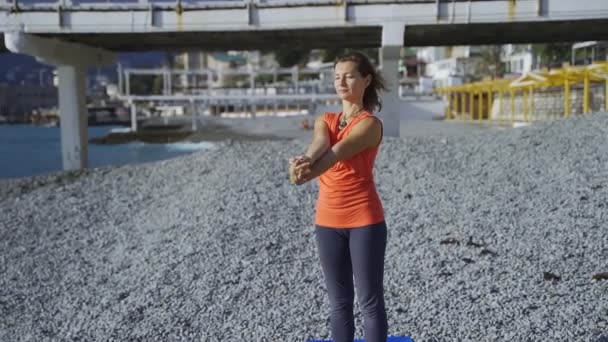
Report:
274,49,311,68
322,48,346,63
532,43,572,68
130,74,163,95
153,75,165,94
477,45,504,79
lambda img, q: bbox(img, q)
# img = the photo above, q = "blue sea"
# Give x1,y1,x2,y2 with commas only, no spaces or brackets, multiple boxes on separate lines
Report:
0,125,215,179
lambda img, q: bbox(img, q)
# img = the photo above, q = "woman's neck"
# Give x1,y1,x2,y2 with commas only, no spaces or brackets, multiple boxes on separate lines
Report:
342,101,365,119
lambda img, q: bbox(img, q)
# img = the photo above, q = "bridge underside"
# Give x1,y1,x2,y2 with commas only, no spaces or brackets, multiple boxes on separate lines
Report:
31,19,608,52
40,26,382,52
408,19,608,46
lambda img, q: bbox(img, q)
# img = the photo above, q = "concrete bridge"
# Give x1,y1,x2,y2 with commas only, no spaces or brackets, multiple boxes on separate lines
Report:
2,0,608,171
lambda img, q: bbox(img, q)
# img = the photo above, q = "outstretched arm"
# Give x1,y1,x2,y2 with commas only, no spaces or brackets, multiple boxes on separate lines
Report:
294,117,382,185
304,115,330,163
289,115,330,184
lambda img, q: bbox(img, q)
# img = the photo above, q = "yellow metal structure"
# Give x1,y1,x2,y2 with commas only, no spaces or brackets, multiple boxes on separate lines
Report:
435,61,608,125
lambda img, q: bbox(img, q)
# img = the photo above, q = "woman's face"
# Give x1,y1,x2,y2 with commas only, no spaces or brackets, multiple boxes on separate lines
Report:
334,61,371,103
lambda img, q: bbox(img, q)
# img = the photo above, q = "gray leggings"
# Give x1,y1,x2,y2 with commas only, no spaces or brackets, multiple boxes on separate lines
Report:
314,221,388,342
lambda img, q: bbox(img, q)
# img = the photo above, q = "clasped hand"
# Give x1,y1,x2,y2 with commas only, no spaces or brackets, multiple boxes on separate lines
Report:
289,155,312,185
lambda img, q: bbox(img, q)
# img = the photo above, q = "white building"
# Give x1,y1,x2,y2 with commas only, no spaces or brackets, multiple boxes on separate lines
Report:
418,44,543,89
501,44,536,75
418,46,483,88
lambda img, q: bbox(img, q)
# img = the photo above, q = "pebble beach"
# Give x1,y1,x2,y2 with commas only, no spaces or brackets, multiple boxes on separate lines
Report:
1,113,607,342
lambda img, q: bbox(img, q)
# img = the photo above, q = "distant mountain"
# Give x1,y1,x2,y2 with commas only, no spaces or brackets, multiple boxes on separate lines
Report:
0,51,174,83
0,53,52,83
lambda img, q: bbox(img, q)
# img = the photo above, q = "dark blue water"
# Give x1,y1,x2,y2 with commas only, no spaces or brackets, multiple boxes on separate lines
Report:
0,125,214,179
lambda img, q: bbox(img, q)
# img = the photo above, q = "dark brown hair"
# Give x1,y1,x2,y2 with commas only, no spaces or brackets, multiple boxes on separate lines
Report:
334,51,388,113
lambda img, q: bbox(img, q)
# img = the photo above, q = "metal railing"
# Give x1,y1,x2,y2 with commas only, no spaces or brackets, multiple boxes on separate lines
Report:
121,65,335,122
120,65,433,102
120,65,334,97
119,64,436,127
0,0,505,11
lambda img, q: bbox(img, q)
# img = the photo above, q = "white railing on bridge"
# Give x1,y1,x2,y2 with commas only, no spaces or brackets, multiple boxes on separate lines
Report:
4,0,607,39
0,0,449,10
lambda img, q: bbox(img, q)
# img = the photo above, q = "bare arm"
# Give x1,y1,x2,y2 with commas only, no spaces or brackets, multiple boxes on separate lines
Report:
295,117,382,185
303,114,330,163
289,114,330,184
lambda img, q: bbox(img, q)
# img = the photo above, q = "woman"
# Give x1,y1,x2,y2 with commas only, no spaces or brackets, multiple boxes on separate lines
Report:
289,51,388,342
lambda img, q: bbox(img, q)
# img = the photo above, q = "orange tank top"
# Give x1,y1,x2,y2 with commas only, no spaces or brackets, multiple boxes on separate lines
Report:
314,111,385,228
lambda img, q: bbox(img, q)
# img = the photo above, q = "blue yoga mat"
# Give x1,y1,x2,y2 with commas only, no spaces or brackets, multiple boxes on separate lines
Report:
309,336,413,342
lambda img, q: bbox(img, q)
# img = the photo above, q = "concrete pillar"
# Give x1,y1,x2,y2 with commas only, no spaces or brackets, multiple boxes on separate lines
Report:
293,66,299,94
190,100,198,130
117,64,123,95
130,102,137,132
308,101,317,116
125,70,131,96
250,69,256,118
167,69,172,95
274,99,278,116
380,23,405,137
5,32,115,172
250,99,257,118
207,69,213,93
57,65,88,170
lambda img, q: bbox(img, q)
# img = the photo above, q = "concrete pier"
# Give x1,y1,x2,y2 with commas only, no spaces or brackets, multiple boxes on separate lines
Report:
381,23,405,137
57,65,88,170
4,32,115,171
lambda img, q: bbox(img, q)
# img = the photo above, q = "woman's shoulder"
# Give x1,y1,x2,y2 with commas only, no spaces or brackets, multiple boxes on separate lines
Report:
352,113,383,145
320,112,340,124
355,114,382,130
360,112,381,124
